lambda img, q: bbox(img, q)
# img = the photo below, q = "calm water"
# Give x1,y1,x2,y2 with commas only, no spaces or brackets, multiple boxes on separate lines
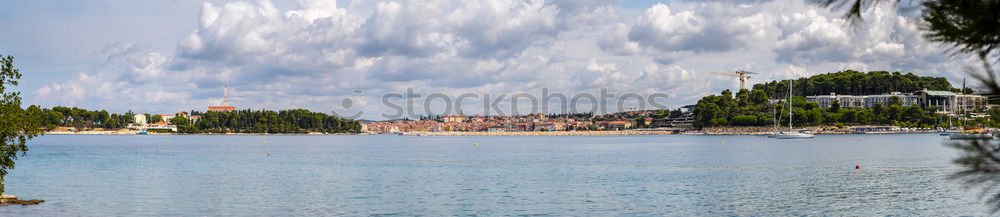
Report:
0,134,987,216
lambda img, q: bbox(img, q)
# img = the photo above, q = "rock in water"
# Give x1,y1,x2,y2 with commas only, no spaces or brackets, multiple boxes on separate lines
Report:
0,194,44,205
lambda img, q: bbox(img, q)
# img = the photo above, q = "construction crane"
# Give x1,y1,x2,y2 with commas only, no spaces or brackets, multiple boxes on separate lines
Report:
711,70,758,90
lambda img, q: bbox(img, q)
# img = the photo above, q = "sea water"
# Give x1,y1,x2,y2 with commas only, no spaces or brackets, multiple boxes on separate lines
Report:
0,134,985,216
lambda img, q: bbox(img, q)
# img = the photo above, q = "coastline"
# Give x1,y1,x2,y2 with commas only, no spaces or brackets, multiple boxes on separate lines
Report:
41,127,940,136
42,130,359,136
409,130,678,136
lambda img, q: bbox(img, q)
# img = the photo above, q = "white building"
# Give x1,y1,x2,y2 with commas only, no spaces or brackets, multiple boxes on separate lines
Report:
806,89,988,114
132,114,147,127
159,114,176,124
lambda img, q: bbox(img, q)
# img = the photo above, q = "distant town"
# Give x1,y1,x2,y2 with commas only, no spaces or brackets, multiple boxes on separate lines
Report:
39,71,1000,135
357,86,991,135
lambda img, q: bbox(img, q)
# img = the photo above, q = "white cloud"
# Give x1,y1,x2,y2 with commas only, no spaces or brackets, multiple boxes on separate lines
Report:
28,0,978,118
626,3,771,54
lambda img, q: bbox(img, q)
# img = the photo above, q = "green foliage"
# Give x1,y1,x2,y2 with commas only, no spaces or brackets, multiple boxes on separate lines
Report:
948,139,1000,213
751,70,960,99
731,115,758,126
922,0,1000,59
170,116,189,126
693,70,963,129
188,109,362,134
709,118,728,126
668,109,683,118
888,96,902,106
150,114,163,123
823,2,1000,213
40,106,133,130
37,106,363,134
0,55,42,195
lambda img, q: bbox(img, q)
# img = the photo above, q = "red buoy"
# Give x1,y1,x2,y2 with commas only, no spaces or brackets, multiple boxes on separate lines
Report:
267,153,271,157
855,164,860,169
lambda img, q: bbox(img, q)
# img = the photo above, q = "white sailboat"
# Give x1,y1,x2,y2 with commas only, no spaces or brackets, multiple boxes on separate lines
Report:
948,78,993,140
766,103,779,138
775,79,815,139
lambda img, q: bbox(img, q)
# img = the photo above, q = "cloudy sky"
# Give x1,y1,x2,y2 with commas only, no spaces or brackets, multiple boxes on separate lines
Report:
0,0,981,119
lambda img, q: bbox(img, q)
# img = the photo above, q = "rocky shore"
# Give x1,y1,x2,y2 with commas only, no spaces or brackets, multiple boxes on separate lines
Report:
0,195,43,206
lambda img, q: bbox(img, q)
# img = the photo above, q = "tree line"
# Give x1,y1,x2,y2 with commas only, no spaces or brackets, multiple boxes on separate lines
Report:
694,70,996,129
173,109,361,134
37,106,135,130
751,70,973,99
33,106,361,134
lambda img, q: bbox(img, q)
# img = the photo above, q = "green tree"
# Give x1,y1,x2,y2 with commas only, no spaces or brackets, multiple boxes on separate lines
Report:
749,89,769,105
0,55,42,195
170,116,189,126
731,115,758,126
829,1,1000,207
887,96,902,106
150,114,163,123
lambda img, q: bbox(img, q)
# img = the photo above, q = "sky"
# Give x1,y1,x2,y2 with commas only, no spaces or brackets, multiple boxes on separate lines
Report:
0,0,983,120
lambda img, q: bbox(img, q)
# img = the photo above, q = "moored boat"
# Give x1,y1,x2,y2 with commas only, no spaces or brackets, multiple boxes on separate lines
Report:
948,127,994,140
776,79,814,139
775,132,815,139
949,133,993,140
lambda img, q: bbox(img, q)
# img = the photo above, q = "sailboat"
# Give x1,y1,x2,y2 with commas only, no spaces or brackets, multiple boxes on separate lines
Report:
949,78,993,140
766,103,779,138
775,79,815,139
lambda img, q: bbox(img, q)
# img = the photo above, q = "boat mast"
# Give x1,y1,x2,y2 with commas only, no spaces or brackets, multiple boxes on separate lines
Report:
772,103,777,132
961,78,966,128
789,79,793,131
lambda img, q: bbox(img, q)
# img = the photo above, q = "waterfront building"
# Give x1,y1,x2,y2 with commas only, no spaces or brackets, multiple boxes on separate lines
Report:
133,114,147,127
668,114,694,128
806,89,988,114
807,92,917,109
159,114,176,123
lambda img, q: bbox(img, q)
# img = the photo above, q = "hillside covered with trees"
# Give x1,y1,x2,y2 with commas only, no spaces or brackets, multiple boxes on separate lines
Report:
176,109,361,134
693,70,996,129
34,107,361,134
751,70,973,99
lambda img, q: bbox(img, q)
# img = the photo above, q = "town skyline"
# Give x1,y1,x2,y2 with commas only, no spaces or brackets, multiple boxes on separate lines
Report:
1,0,984,120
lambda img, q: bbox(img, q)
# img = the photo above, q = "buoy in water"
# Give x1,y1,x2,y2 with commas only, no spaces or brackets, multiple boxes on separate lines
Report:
855,164,860,169
266,153,270,157
473,142,479,146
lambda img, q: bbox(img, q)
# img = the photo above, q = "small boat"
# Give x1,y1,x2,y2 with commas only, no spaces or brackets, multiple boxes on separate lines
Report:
137,131,148,135
775,79,814,139
774,131,815,139
938,130,959,136
949,127,994,140
765,132,778,138
949,133,994,140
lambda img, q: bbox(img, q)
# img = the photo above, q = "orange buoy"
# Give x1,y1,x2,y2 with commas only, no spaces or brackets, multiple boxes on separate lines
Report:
855,164,860,169
267,153,271,157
